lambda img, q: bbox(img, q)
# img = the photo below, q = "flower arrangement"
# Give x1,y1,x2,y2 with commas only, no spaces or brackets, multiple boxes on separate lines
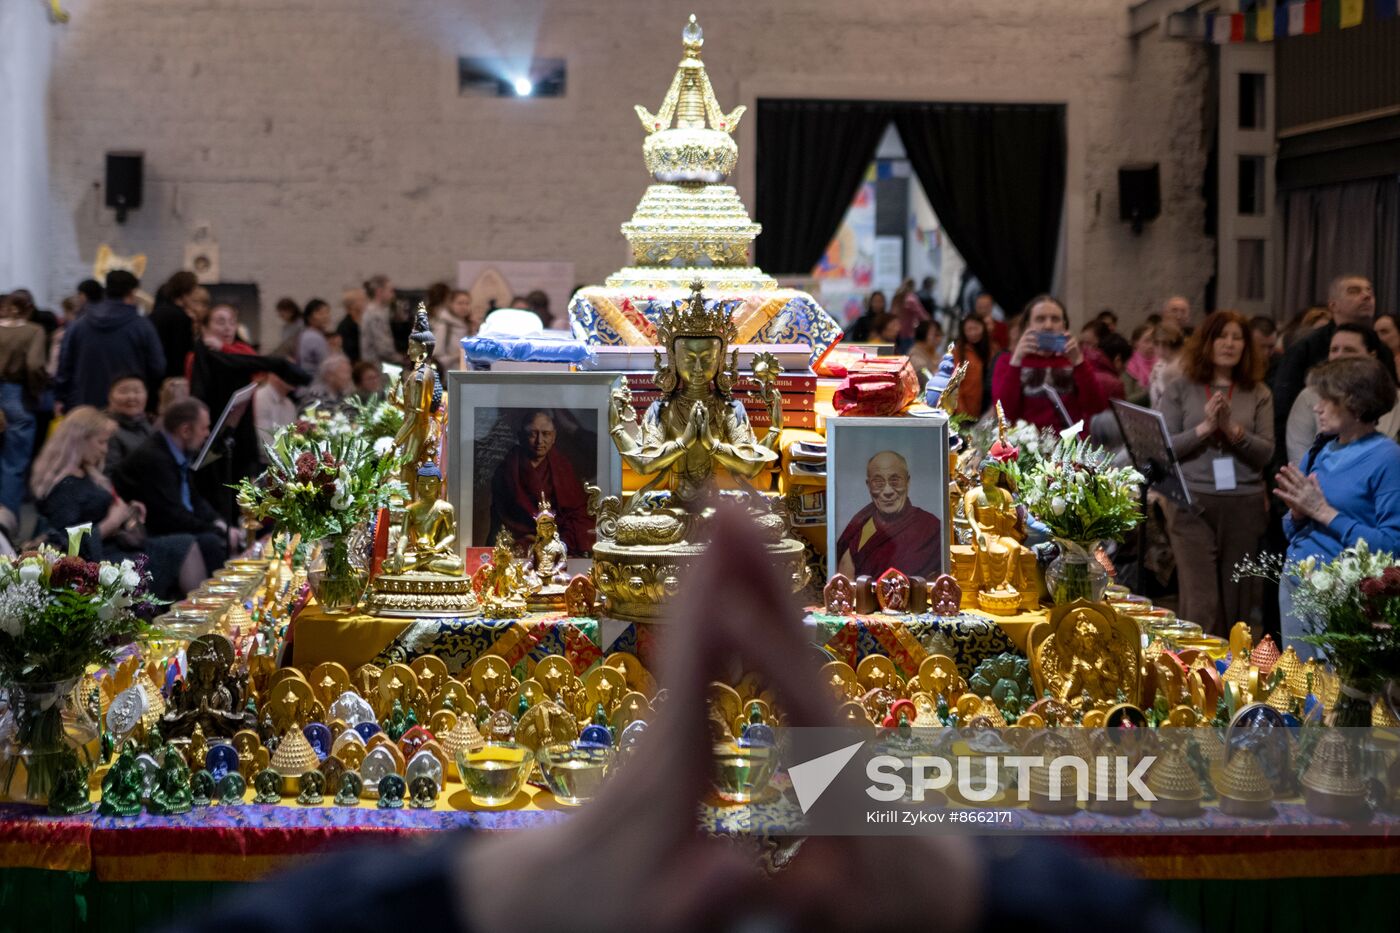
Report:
0,531,158,684
0,529,159,802
1000,433,1144,546
1237,542,1400,724
236,420,405,608
237,423,405,542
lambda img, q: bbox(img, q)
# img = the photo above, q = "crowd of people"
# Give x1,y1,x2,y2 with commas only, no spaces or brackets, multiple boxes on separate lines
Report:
0,269,516,600
847,274,1400,649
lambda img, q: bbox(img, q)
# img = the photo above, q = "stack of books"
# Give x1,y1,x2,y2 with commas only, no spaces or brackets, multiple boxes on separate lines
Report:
621,370,820,429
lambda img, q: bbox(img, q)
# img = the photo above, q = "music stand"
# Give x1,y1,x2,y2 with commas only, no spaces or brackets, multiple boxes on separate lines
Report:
1111,399,1194,592
193,382,257,529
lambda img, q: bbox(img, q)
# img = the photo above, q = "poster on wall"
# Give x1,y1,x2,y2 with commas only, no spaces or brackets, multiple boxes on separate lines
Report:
457,260,576,327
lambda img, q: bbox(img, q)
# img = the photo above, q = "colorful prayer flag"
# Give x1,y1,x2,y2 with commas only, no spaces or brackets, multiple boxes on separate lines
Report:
1379,0,1399,20
1232,12,1247,40
1210,13,1233,43
1339,0,1364,26
1256,7,1275,41
1275,2,1291,37
1288,1,1307,34
1322,0,1341,29
1304,0,1322,33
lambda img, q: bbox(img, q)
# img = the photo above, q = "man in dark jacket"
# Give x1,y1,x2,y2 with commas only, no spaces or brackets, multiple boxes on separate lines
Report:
113,398,232,571
1271,274,1390,460
53,271,165,410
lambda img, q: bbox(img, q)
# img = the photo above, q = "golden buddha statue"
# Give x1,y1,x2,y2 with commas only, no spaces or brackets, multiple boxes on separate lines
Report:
391,307,443,493
479,530,529,618
384,463,464,576
364,333,478,617
524,498,570,608
1029,601,1142,711
589,281,808,620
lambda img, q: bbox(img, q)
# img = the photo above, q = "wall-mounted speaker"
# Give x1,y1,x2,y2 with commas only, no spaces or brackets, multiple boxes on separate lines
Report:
105,151,144,223
1118,163,1160,234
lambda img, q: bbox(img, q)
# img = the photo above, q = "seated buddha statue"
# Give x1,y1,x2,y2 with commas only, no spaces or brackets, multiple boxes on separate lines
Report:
963,462,1026,595
524,498,571,604
384,462,465,576
589,281,807,620
602,280,782,545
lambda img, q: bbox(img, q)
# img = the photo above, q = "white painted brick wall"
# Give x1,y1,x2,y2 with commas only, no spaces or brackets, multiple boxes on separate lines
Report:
44,0,1214,338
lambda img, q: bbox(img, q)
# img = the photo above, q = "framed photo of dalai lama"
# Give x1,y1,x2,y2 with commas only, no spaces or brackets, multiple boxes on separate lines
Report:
446,372,621,560
825,415,950,582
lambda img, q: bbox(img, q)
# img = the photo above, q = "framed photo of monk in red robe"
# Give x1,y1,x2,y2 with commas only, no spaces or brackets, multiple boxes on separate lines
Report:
446,372,621,561
825,415,950,583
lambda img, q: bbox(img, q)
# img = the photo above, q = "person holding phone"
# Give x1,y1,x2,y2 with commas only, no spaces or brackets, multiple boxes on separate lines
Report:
990,295,1107,432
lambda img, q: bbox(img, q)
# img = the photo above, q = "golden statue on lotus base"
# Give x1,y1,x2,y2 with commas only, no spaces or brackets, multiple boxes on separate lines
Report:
365,310,479,619
1028,600,1142,711
588,281,808,621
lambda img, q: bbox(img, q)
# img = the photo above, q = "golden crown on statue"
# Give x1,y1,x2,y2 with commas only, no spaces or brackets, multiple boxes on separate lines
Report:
655,280,739,346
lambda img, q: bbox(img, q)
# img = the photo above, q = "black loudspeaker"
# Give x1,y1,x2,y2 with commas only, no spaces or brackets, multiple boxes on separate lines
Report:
105,151,144,223
1118,163,1160,234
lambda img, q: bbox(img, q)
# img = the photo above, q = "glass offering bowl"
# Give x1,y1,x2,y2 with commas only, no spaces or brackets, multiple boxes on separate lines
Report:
710,742,779,804
537,742,614,806
456,742,534,806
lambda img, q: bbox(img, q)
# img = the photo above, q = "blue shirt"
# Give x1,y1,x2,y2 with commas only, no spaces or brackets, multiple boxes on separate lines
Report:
162,431,193,512
1285,432,1400,563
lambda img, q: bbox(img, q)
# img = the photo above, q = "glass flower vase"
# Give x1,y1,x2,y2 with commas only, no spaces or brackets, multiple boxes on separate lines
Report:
0,680,100,806
307,534,368,613
1046,539,1108,606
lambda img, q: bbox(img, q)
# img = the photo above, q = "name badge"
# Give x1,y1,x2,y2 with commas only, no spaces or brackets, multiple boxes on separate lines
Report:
1212,457,1237,492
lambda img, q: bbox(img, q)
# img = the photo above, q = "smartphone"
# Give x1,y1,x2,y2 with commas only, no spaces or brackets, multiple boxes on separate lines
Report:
1035,331,1068,354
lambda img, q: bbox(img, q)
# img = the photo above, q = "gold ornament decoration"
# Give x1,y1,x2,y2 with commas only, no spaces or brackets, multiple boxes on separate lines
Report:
1213,750,1274,819
1300,730,1368,820
588,280,807,621
1029,601,1142,710
1146,749,1203,818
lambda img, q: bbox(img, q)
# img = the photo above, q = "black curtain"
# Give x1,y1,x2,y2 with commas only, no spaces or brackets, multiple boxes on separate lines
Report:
754,99,890,275
892,103,1066,317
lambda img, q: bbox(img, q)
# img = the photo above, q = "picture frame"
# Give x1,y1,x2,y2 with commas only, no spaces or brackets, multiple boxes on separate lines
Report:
445,372,621,563
825,414,951,582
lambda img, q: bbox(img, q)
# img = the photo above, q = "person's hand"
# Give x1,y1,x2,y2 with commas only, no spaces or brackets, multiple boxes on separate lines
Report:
227,526,245,555
202,333,223,351
1275,464,1337,525
1063,334,1084,366
1196,391,1224,438
1010,328,1039,366
455,508,985,933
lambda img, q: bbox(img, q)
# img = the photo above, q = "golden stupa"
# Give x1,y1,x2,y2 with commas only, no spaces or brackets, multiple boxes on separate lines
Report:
569,15,842,366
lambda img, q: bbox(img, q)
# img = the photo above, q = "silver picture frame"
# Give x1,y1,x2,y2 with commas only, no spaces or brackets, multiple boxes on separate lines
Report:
445,371,622,562
824,413,951,582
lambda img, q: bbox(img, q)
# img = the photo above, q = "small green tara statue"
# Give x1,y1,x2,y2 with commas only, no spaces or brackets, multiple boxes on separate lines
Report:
46,747,93,816
147,744,193,815
98,745,144,817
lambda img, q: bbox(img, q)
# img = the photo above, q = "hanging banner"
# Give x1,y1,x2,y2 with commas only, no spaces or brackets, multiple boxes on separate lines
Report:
1200,0,1395,43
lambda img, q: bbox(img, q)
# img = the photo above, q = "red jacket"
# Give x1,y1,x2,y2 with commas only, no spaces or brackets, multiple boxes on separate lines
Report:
991,353,1108,433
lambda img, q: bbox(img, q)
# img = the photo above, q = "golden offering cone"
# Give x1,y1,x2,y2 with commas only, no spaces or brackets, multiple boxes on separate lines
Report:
1273,647,1306,699
1026,762,1079,815
1214,750,1273,802
1300,730,1368,820
1147,749,1203,818
1249,636,1280,678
